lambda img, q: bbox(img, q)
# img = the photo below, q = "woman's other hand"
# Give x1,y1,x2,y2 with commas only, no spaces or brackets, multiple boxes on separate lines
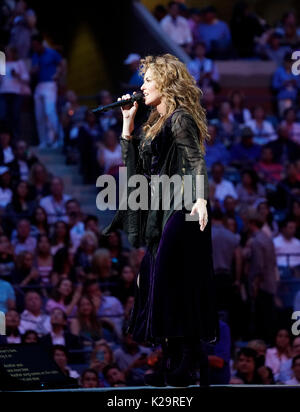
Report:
190,198,208,231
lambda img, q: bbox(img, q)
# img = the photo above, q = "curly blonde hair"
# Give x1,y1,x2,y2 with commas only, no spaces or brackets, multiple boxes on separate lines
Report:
140,53,210,153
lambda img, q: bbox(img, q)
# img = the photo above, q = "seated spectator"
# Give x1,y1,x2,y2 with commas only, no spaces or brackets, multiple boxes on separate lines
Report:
247,339,267,368
60,89,87,155
246,106,277,145
66,199,85,253
202,87,218,121
52,345,79,381
11,251,39,287
236,169,266,208
256,31,291,65
29,162,51,202
80,368,100,388
205,123,230,169
284,355,300,385
11,218,37,256
40,177,71,225
5,309,22,343
114,265,136,305
84,279,124,339
51,220,71,256
78,110,102,184
254,146,284,183
272,53,300,116
45,278,82,316
74,231,98,275
122,54,144,92
102,363,132,387
113,332,152,386
228,90,252,125
102,230,130,274
280,107,300,146
33,234,53,285
52,246,77,281
209,162,238,205
278,336,300,383
267,124,300,165
0,234,15,281
10,140,37,184
85,215,103,245
265,328,292,381
234,348,262,384
19,290,51,336
274,218,300,274
0,126,14,165
230,126,261,168
0,46,30,140
187,7,202,43
96,90,121,134
97,129,122,177
0,276,15,313
69,295,103,345
256,200,279,238
0,166,13,209
274,163,300,210
21,329,39,344
223,195,244,234
160,2,192,48
196,5,231,59
89,341,114,386
187,42,220,92
257,366,275,384
217,101,239,147
30,206,49,238
4,181,36,235
40,308,83,363
276,11,300,49
91,248,116,284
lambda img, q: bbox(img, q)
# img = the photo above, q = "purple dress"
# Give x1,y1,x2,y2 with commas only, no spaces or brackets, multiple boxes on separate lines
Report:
126,113,218,346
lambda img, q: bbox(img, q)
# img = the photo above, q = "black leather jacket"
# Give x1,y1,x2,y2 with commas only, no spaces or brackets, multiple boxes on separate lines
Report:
102,107,209,255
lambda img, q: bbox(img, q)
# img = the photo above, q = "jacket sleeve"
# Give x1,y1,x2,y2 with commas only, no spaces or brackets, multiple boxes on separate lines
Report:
171,110,209,201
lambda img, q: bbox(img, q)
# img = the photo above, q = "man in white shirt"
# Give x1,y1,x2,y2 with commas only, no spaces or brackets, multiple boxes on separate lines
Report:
40,176,71,224
19,291,51,336
210,162,238,203
160,1,192,47
274,219,300,269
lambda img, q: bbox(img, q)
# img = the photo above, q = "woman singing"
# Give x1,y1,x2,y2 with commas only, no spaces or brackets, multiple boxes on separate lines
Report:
103,54,218,386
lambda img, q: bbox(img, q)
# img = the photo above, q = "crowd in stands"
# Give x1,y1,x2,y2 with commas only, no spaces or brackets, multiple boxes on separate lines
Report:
0,0,300,388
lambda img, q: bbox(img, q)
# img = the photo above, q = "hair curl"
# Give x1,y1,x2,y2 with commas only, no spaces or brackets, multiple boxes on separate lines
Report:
139,53,210,153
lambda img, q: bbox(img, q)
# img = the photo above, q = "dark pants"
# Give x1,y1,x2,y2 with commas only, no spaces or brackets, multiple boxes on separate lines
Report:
0,93,22,140
254,289,275,344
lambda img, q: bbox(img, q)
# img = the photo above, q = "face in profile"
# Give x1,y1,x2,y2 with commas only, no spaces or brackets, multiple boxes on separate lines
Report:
141,68,162,107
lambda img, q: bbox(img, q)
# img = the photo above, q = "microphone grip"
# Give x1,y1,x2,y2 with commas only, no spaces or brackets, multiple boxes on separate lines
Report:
92,93,143,113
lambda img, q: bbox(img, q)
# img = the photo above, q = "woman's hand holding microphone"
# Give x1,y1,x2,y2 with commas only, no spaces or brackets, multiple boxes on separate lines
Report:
119,93,139,140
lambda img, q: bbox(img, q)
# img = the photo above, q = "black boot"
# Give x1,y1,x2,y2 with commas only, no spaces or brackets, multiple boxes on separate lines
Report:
144,341,170,387
165,341,196,387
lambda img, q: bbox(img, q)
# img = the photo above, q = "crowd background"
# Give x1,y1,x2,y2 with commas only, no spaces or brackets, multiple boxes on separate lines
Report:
0,0,300,388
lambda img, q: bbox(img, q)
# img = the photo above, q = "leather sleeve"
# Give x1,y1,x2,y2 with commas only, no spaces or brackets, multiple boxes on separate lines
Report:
171,110,209,201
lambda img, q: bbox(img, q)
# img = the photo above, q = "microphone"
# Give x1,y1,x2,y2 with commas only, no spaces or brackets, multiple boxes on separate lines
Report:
92,93,144,113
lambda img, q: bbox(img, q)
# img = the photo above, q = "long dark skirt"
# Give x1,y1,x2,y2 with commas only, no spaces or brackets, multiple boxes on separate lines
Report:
127,203,219,345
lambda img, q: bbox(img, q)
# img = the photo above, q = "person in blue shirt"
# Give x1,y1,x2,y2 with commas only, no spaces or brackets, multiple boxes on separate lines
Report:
230,126,261,168
0,278,16,313
197,6,232,59
31,34,64,148
205,123,230,169
121,53,144,93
